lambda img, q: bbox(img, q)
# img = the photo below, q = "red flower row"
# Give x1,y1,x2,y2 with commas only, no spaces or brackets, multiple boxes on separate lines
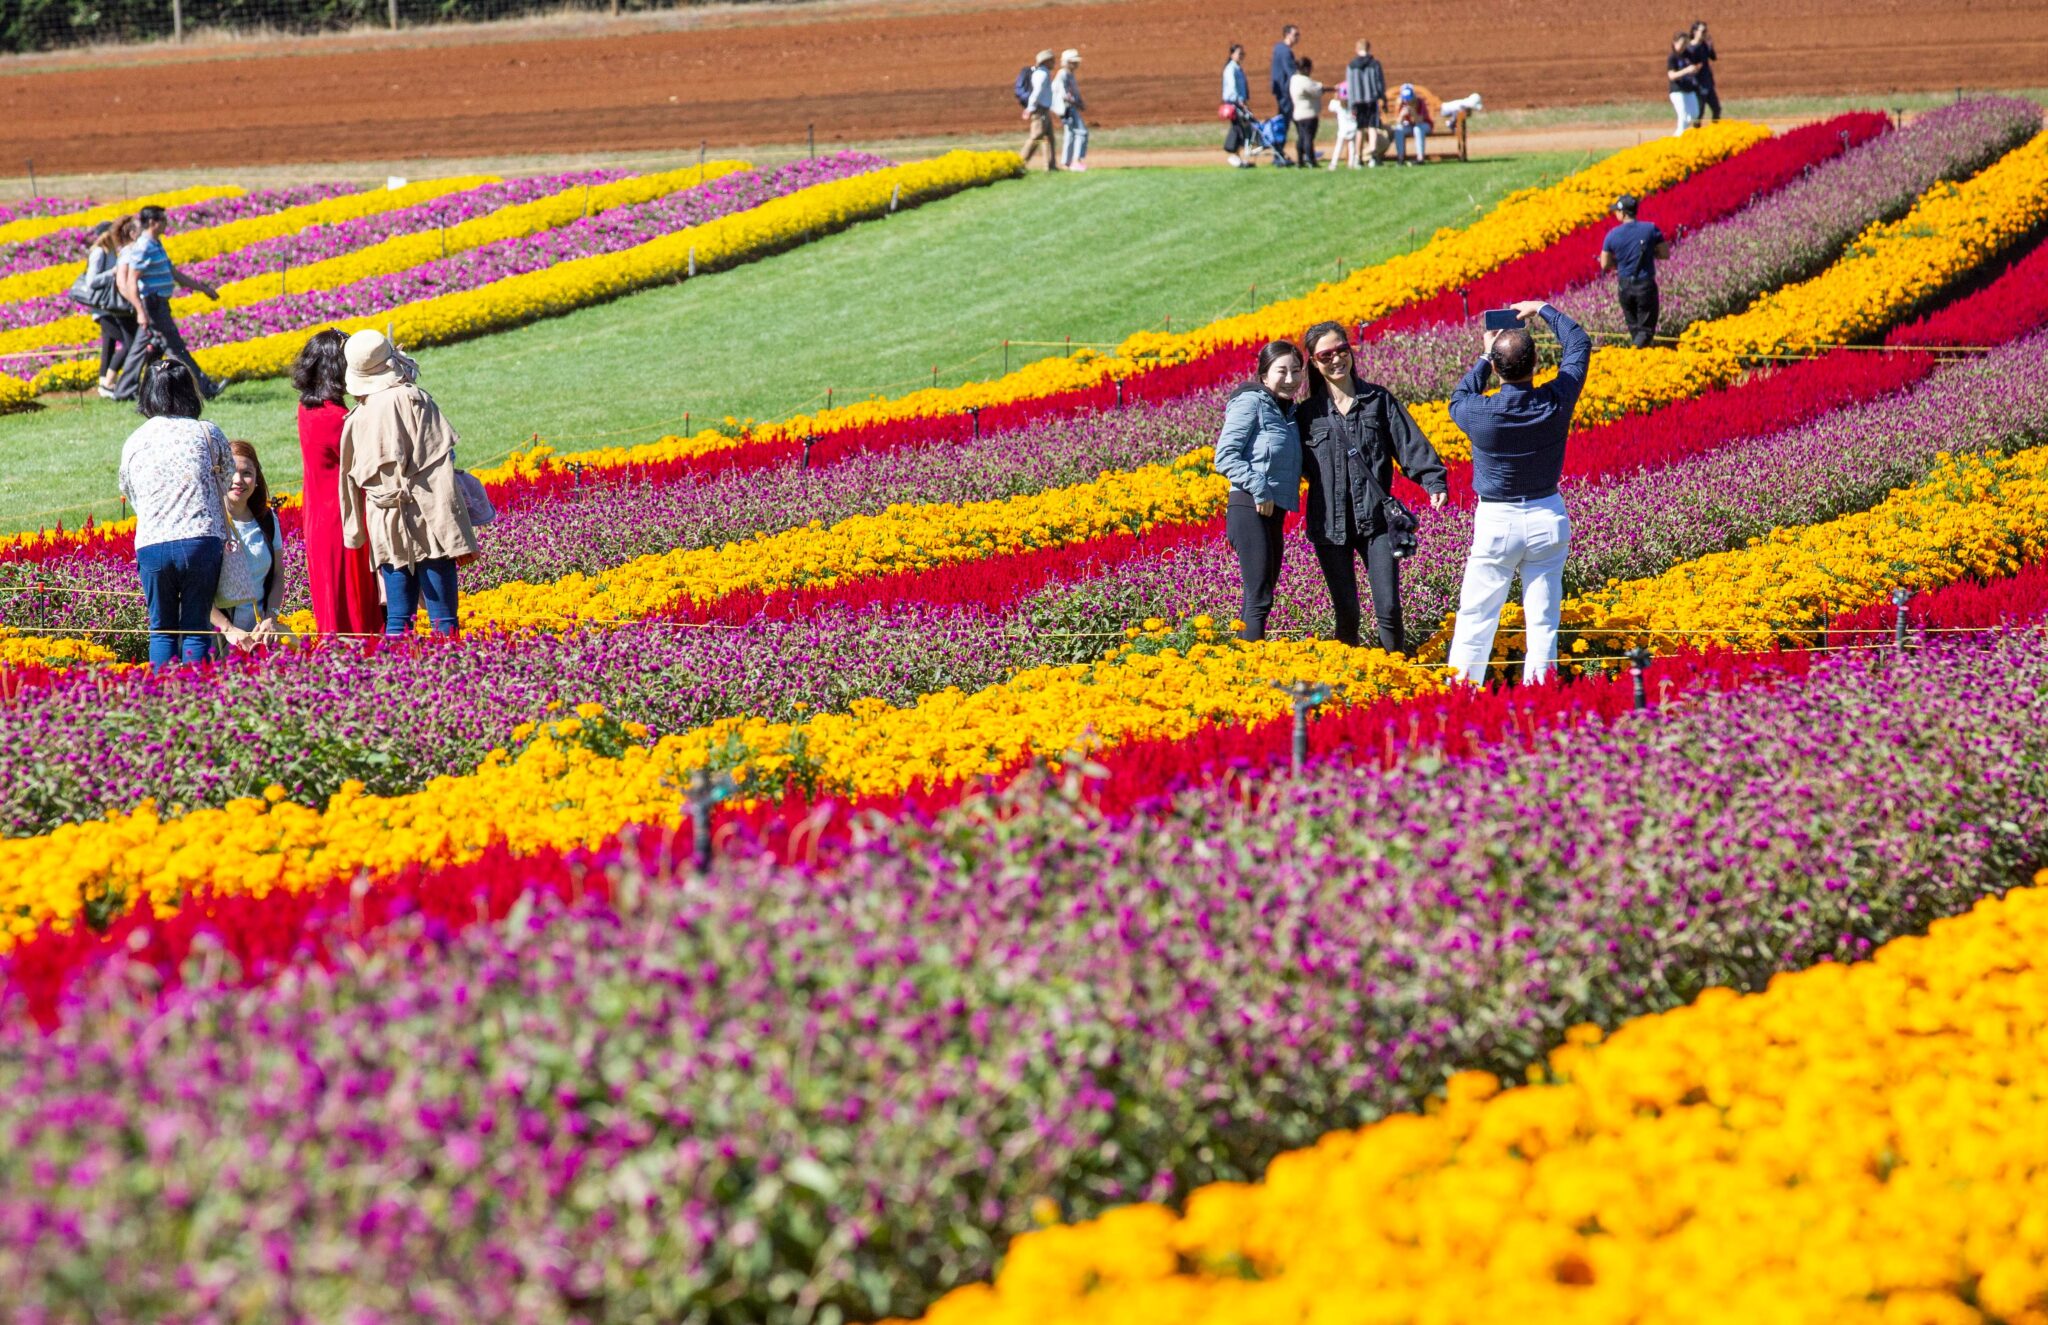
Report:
1359,113,1890,340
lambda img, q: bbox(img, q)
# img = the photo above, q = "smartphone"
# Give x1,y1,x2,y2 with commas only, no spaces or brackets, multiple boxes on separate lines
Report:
1482,308,1522,331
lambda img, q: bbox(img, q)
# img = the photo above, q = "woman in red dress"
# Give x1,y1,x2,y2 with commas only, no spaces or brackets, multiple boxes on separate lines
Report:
292,329,381,634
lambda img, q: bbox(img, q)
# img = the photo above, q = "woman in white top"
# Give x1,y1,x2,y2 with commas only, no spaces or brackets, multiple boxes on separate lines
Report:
1288,57,1324,168
117,354,233,669
209,439,286,653
1051,49,1089,171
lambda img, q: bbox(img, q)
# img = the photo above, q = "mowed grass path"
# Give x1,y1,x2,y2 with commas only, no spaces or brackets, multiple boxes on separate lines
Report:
0,155,1580,533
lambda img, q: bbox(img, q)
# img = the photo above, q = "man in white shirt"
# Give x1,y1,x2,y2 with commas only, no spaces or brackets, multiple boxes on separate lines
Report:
1021,50,1060,172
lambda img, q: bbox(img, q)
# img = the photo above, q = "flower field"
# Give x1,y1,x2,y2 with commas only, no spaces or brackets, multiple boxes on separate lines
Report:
6,101,2048,1323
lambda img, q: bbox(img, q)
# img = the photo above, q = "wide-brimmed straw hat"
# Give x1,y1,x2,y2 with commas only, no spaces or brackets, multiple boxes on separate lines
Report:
1061,48,1081,64
1034,48,1054,63
344,328,417,396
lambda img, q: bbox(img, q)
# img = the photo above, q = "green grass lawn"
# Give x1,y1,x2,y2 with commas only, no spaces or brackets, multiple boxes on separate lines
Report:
0,153,1580,534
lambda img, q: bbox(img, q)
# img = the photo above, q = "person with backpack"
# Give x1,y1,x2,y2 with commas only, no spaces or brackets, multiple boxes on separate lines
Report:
1051,49,1088,171
1297,321,1449,653
1344,40,1388,167
68,216,139,396
1212,340,1305,642
1019,50,1060,172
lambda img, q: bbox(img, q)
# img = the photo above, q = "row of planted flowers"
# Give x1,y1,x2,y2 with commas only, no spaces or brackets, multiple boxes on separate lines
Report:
0,162,748,368
0,183,237,249
3,632,2046,1321
906,867,2048,1325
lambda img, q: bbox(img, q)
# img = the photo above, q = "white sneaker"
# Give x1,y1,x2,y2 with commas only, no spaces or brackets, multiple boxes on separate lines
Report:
1226,153,1244,167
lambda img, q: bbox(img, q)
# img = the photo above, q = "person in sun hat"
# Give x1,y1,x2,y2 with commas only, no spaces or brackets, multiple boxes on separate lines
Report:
1051,48,1089,170
1021,49,1060,171
1598,193,1671,348
337,329,478,637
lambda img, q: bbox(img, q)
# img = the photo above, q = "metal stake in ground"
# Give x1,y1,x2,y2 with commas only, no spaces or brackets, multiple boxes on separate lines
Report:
801,435,817,470
1627,645,1653,712
967,406,982,440
1271,680,1331,776
685,769,734,874
1892,587,1913,648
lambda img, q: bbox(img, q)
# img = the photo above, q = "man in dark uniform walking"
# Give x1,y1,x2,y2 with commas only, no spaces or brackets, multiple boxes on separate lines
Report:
1597,194,1671,349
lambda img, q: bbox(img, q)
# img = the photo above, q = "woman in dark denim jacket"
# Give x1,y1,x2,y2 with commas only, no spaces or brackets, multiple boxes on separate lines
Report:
1296,320,1449,652
1211,340,1305,641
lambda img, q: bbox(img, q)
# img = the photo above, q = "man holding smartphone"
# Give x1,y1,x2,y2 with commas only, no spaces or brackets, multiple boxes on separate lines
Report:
1444,299,1591,685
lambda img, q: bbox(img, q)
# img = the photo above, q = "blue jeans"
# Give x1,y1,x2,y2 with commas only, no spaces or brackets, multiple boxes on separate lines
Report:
1395,122,1430,161
136,535,223,669
379,557,460,636
1060,110,1088,166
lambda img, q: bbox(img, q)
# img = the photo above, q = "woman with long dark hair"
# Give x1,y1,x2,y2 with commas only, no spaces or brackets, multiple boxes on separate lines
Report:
1212,339,1304,641
293,328,381,634
209,440,285,652
117,353,232,669
1296,320,1449,652
75,214,140,396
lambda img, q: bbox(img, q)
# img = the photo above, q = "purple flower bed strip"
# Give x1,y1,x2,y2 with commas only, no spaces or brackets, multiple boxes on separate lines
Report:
4,632,2046,1324
0,183,357,283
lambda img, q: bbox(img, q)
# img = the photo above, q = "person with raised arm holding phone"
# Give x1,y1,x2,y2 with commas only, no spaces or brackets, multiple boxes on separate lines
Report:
1443,299,1591,685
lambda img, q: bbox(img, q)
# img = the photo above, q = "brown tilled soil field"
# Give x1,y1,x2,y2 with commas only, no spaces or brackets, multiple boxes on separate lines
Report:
2,0,2045,174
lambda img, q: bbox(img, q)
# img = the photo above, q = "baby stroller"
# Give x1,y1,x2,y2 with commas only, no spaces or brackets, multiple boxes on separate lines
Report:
1223,102,1293,165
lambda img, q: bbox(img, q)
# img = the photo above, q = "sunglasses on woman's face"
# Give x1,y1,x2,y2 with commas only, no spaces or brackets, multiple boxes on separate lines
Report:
1312,345,1352,364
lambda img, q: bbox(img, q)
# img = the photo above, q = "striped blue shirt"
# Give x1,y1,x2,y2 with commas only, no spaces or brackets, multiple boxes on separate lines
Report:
117,233,174,298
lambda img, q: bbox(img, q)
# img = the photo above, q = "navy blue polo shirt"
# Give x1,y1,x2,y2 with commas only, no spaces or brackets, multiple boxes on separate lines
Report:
1602,219,1666,284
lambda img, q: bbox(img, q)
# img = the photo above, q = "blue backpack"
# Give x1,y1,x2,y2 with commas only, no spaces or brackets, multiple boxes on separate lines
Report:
1013,66,1034,106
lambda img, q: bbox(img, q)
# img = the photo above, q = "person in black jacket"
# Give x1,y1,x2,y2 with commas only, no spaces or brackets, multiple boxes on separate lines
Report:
1688,21,1720,122
1297,321,1449,652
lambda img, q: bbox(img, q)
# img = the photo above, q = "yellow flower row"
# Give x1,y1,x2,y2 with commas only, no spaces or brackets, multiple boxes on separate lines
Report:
26,151,1021,397
457,125,1766,484
0,629,1442,947
904,871,2048,1325
0,183,240,247
1420,442,2048,671
0,628,119,668
292,434,1223,637
6,168,745,372
1687,129,2048,356
0,175,498,330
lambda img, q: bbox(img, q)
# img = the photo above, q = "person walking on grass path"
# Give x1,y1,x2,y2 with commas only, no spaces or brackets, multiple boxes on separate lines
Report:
1021,50,1060,172
1223,43,1257,167
1297,321,1449,652
1666,31,1705,135
1599,193,1671,348
339,330,479,638
1444,300,1592,686
293,328,382,635
209,439,286,655
1052,49,1089,171
107,203,223,402
1213,341,1305,643
117,352,232,670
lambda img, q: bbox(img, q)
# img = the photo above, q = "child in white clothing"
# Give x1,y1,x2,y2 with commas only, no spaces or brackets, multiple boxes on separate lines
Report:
1327,94,1360,168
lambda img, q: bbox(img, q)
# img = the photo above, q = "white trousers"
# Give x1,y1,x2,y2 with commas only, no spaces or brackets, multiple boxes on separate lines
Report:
1446,495,1571,685
1670,90,1700,135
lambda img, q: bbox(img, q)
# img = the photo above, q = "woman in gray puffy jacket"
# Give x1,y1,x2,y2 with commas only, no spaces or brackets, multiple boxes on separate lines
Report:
1212,339,1305,641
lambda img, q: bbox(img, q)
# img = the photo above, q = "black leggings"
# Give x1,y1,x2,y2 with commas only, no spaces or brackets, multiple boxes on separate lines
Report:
94,312,137,378
1226,490,1287,641
1698,87,1722,121
1295,116,1320,166
1313,529,1404,651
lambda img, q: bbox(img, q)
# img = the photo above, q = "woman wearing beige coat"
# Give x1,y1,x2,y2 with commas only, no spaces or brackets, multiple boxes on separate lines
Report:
338,330,478,635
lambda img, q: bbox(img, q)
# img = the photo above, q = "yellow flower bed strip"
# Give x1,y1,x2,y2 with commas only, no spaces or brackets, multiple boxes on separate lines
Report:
0,184,241,247
0,631,1442,949
28,151,1020,396
0,175,496,315
1687,130,2048,356
0,627,118,668
904,872,2048,1325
